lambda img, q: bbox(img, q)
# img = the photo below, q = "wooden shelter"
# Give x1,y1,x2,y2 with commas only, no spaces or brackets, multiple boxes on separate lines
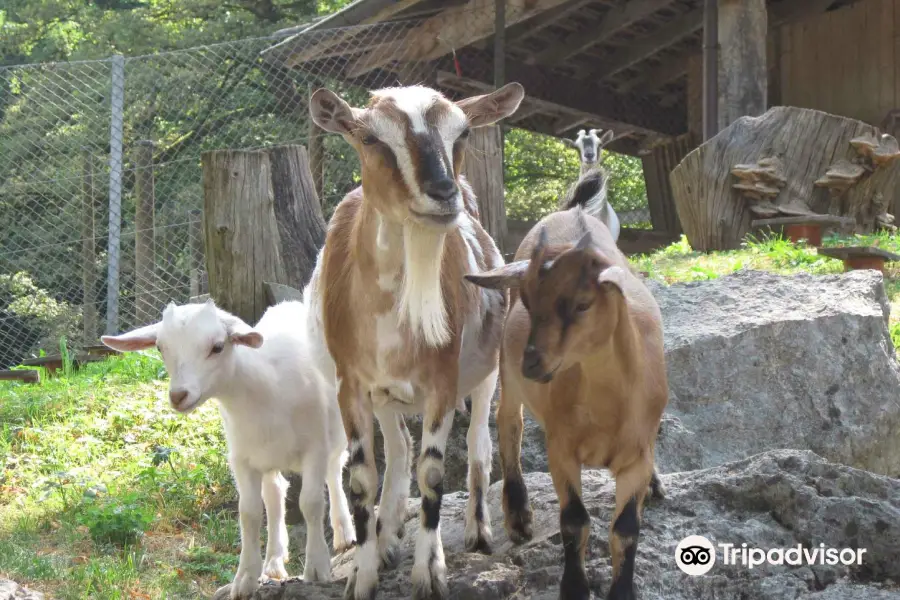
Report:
262,0,888,241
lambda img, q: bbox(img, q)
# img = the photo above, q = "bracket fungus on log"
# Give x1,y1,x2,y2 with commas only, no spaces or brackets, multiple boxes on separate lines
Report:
671,106,900,250
850,133,900,167
732,157,786,217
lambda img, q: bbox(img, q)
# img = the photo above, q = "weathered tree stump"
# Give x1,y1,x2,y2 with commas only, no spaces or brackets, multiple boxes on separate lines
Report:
202,145,326,325
463,125,506,254
670,106,900,251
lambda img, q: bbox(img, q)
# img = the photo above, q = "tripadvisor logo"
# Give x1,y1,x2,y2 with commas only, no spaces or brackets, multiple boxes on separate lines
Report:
675,536,868,576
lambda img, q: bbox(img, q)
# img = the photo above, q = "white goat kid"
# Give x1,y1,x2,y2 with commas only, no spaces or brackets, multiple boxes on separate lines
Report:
101,299,355,600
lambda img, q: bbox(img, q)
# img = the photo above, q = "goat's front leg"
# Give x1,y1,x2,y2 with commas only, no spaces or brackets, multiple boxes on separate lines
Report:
464,368,497,554
496,375,533,544
607,457,652,600
374,405,412,570
300,454,332,582
230,460,264,600
547,441,590,600
338,377,380,600
326,445,355,553
411,399,456,600
260,471,289,581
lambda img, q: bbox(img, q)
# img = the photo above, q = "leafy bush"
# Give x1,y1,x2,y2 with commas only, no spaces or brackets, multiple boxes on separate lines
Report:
78,492,154,548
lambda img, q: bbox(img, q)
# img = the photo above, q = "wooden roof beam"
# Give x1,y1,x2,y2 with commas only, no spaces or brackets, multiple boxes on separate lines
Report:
530,0,675,65
435,62,683,136
500,0,594,44
553,115,592,135
590,7,703,80
613,0,834,94
509,104,544,123
345,0,575,79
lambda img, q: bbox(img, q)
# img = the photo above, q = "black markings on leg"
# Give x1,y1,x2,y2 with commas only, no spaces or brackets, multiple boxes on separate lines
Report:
503,474,533,543
376,517,382,537
608,496,640,600
349,445,365,468
428,414,444,434
420,482,443,530
559,486,590,600
649,470,665,500
474,485,484,523
503,475,529,514
422,447,443,462
352,504,370,547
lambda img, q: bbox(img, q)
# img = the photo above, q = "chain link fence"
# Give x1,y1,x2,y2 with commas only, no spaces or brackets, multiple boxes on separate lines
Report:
0,7,657,368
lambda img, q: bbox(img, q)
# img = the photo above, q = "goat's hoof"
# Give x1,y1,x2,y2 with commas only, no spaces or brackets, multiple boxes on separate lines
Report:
605,576,635,600
230,569,260,600
464,527,494,555
378,539,402,570
262,557,289,581
506,508,534,545
411,562,449,600
304,556,333,583
344,566,378,600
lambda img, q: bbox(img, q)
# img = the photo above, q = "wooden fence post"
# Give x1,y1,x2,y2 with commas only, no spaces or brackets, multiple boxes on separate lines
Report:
81,147,98,344
202,145,326,324
189,209,204,298
464,125,507,254
134,140,157,324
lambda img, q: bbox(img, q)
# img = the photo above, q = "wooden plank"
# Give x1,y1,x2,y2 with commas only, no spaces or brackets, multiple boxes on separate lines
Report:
752,215,856,227
0,370,40,384
504,0,593,44
531,0,676,65
345,0,574,78
621,52,692,94
591,7,703,80
552,115,591,135
817,246,900,261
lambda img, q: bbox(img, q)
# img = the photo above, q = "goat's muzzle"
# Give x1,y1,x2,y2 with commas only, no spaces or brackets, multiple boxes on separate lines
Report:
522,345,555,383
424,178,458,203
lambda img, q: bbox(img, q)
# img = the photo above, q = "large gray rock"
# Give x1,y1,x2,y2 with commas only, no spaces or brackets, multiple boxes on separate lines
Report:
652,269,900,477
0,580,43,600
214,450,900,600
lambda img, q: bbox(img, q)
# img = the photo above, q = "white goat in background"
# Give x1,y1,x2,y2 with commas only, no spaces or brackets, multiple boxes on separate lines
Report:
563,128,620,241
102,299,354,600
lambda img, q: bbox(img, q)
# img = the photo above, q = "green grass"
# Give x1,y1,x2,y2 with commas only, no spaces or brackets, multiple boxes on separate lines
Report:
2,230,899,598
0,352,246,599
631,230,900,351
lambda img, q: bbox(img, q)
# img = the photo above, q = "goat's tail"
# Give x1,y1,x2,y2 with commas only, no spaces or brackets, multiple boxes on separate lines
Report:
561,168,608,219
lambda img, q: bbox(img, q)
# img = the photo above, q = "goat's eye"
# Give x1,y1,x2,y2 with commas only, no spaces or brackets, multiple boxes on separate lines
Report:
576,302,592,313
458,128,470,140
361,134,379,146
210,342,225,355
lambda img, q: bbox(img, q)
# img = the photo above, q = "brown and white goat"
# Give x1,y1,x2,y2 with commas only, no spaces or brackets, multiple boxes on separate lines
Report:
306,82,524,600
465,178,667,600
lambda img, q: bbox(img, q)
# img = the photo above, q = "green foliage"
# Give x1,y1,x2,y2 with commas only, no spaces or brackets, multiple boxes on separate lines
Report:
77,492,154,547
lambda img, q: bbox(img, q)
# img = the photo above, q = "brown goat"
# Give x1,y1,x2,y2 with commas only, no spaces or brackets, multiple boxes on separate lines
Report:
465,180,668,600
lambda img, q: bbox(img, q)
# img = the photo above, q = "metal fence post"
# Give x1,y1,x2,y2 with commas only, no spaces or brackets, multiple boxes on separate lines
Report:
106,54,125,335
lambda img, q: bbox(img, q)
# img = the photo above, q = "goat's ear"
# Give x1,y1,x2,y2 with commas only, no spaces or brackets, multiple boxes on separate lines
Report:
309,88,358,135
464,260,530,290
456,82,524,128
598,129,615,146
597,265,627,294
218,312,265,349
101,323,159,352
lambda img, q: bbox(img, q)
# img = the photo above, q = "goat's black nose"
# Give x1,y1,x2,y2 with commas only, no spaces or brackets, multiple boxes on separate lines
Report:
522,345,545,380
424,178,458,202
584,153,596,162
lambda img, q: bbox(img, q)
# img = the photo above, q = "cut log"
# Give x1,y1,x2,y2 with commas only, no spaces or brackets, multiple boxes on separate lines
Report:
0,370,40,384
202,145,326,325
670,106,900,251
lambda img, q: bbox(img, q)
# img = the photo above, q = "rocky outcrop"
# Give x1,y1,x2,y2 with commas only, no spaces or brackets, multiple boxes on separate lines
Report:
215,450,900,600
0,581,43,600
652,269,900,477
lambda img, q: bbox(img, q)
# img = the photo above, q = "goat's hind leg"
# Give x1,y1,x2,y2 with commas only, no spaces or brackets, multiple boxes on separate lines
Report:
373,405,412,570
607,457,653,600
496,380,533,544
260,471,290,581
464,368,497,554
